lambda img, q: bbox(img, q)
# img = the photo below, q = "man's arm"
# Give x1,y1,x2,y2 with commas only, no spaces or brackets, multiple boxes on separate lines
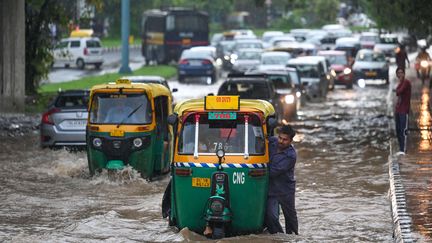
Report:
269,153,295,178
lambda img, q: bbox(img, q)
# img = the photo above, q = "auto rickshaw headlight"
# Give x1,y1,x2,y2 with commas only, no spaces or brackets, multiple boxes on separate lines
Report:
210,199,224,214
92,137,102,147
133,138,143,148
216,149,225,158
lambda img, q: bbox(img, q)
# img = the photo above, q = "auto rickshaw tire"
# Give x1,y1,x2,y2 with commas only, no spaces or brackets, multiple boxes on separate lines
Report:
212,226,225,239
76,58,85,70
168,216,176,226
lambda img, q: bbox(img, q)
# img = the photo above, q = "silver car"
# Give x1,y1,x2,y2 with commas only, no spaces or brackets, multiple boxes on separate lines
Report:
40,90,89,148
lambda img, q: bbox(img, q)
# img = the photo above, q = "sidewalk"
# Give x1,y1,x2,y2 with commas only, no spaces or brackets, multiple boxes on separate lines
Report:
389,65,432,242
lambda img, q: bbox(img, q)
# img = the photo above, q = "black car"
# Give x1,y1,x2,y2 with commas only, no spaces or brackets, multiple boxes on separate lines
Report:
245,68,304,121
217,73,284,122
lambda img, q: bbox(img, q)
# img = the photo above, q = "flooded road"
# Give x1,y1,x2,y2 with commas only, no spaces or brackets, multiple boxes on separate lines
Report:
1,81,395,242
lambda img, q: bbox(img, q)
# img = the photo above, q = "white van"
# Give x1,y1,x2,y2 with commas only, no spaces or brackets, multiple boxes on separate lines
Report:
52,37,103,69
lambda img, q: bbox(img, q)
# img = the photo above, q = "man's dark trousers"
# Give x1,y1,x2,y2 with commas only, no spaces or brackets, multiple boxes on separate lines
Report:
266,191,298,234
395,113,408,152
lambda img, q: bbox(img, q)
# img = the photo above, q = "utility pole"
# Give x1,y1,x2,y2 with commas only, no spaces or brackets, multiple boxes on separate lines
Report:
119,0,132,74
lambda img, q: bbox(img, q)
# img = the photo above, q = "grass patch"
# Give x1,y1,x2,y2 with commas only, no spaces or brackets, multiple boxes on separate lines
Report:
38,65,177,93
29,65,177,113
100,37,141,48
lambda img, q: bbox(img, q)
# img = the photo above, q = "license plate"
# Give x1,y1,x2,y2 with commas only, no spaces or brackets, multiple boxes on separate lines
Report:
192,177,210,187
189,60,201,66
61,120,86,129
365,71,377,77
110,129,125,137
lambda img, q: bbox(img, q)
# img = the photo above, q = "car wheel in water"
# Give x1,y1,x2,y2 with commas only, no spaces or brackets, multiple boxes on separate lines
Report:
76,59,85,70
95,63,102,69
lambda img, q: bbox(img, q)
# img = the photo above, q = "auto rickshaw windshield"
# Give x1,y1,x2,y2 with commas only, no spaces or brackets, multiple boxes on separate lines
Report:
178,113,265,155
89,93,152,124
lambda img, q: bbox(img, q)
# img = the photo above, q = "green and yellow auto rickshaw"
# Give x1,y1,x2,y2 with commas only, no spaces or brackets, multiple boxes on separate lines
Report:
86,79,173,179
163,95,277,239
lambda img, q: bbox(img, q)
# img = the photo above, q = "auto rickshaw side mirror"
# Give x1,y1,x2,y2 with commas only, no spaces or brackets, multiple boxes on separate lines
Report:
267,117,277,136
167,114,178,126
172,88,178,93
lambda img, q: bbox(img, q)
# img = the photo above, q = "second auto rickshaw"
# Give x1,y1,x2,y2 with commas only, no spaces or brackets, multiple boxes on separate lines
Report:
86,79,173,179
163,95,277,239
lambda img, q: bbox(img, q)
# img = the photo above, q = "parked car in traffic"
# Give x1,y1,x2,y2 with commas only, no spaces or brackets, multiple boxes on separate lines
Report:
52,37,103,69
335,37,361,61
218,73,283,120
177,48,220,84
287,57,329,101
317,50,354,89
374,34,399,59
359,32,380,49
245,68,303,121
230,48,262,73
258,51,292,70
40,90,89,149
352,49,389,85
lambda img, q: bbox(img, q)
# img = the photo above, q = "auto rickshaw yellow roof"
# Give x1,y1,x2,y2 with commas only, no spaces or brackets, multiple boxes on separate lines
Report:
70,29,94,37
90,81,171,97
174,97,275,117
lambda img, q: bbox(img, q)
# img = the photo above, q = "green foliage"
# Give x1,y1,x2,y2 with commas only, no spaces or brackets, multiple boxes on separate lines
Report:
365,0,432,37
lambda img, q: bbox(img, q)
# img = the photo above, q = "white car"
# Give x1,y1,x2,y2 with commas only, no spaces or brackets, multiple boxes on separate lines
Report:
52,37,103,69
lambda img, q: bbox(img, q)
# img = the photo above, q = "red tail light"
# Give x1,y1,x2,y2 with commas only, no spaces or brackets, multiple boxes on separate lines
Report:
178,59,189,65
248,168,267,177
201,59,212,65
41,108,60,125
84,47,88,55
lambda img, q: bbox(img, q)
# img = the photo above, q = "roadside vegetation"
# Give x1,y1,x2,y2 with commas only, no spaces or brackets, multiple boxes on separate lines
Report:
26,65,176,113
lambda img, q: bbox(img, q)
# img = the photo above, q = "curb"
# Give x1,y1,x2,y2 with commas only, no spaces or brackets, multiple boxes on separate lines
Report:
388,150,414,243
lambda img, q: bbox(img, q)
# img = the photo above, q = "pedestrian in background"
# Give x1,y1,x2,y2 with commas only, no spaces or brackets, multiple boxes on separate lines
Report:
395,67,411,155
265,124,298,235
396,44,410,70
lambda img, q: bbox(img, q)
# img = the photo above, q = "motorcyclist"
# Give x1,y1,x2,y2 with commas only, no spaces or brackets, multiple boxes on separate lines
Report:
415,47,431,78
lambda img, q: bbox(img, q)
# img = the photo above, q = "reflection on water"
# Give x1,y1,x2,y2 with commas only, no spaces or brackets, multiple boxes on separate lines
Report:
418,87,432,150
1,85,394,242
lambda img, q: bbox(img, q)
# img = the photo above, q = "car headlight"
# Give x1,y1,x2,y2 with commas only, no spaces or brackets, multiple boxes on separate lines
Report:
92,137,102,147
210,199,224,214
224,55,230,60
330,69,337,77
133,138,143,148
343,68,352,75
284,94,295,104
230,53,238,60
296,91,301,98
420,60,429,68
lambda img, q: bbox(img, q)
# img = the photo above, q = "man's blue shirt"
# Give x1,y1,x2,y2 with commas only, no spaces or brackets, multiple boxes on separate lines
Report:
268,136,297,196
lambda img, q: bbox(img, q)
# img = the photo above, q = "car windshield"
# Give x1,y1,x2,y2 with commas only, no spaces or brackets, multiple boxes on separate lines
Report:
238,51,261,60
291,64,320,78
89,93,152,124
322,55,347,65
218,81,270,99
55,94,88,108
178,113,264,155
181,50,212,60
356,52,385,62
261,55,290,65
379,37,398,44
235,42,263,49
268,74,296,89
360,35,379,42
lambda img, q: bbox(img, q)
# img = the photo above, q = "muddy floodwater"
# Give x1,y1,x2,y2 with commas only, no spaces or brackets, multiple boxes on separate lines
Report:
0,84,394,242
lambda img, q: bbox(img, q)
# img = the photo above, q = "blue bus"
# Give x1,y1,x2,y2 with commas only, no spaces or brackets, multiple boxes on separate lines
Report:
141,8,209,65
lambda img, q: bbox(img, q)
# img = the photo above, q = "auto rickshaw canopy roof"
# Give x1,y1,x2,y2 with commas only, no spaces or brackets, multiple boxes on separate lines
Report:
90,80,172,98
174,97,275,118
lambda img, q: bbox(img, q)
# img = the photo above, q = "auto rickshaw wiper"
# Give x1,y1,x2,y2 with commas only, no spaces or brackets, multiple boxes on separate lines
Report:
116,103,144,128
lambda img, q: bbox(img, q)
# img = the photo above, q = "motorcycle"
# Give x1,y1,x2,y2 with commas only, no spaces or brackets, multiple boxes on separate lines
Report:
415,58,431,86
